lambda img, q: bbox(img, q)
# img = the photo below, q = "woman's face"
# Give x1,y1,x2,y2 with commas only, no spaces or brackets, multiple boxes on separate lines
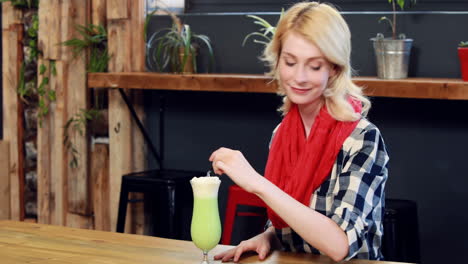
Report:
278,32,336,107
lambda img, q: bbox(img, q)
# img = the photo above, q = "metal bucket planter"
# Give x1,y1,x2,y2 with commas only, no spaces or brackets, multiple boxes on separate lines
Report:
371,38,413,79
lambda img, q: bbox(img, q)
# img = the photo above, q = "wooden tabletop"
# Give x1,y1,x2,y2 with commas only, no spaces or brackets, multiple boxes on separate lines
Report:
0,220,411,264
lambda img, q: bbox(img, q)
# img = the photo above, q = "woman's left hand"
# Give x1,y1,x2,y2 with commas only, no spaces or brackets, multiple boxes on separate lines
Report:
209,147,261,193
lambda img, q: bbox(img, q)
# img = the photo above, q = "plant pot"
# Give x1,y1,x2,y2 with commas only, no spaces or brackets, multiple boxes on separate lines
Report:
371,38,413,79
458,47,468,81
178,47,195,74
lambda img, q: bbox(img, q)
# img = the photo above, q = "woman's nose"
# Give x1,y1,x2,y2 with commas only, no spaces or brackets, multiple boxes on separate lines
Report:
294,65,309,84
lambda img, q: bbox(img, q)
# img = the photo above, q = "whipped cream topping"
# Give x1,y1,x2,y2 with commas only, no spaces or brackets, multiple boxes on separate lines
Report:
190,176,221,198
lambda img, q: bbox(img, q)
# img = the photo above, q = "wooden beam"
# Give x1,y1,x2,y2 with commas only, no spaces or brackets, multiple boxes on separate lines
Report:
88,73,277,92
354,77,468,100
63,0,91,218
128,0,146,236
0,141,10,220
107,18,133,232
1,2,22,30
88,73,468,100
130,0,145,72
106,0,129,20
92,0,107,27
38,0,51,58
2,23,26,221
48,0,62,60
91,143,110,231
50,61,68,226
37,58,52,224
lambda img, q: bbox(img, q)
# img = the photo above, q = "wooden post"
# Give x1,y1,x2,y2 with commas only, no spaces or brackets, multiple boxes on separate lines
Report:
38,0,50,59
92,0,107,27
107,0,147,233
50,61,68,226
64,0,89,214
61,0,93,228
0,141,10,220
91,143,110,231
48,0,62,60
107,0,129,20
37,58,52,224
2,2,25,221
129,0,147,235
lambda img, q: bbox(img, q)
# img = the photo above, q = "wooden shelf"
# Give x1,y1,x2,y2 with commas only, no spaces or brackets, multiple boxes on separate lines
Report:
88,72,468,100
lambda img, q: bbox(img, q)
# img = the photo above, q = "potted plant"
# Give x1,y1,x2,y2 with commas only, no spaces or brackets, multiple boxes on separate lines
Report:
458,41,468,81
371,0,416,79
146,13,214,73
242,15,277,47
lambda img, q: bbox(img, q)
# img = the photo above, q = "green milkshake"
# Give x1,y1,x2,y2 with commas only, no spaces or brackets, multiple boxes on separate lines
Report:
190,176,221,263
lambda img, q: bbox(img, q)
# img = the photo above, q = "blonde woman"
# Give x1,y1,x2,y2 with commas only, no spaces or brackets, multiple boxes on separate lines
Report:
210,1,389,262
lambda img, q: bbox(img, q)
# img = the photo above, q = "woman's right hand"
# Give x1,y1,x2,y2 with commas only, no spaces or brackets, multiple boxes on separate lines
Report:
214,227,278,262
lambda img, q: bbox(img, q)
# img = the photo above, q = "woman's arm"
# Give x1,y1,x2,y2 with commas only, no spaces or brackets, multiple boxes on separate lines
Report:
210,149,349,262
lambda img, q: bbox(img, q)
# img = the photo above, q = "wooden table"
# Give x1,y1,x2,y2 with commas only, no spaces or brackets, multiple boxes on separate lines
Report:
0,220,410,264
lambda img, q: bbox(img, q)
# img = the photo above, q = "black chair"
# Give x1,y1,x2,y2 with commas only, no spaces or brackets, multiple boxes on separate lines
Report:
382,199,421,263
116,169,204,240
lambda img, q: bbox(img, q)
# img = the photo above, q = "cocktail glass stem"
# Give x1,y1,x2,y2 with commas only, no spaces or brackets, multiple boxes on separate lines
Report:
202,250,209,264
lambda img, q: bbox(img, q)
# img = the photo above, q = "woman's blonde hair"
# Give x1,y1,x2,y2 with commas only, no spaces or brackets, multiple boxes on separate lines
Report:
263,1,370,121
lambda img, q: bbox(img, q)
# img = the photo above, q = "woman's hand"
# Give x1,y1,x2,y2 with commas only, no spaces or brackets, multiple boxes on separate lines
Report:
209,147,262,193
214,227,278,262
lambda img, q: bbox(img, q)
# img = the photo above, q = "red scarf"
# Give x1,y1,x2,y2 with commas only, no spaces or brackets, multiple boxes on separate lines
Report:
265,100,362,228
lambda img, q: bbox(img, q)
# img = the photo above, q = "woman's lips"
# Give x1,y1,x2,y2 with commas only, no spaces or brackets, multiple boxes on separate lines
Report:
291,87,311,94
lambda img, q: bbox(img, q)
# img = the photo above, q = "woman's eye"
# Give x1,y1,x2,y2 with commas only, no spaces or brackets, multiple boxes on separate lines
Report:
311,65,321,71
285,61,295,67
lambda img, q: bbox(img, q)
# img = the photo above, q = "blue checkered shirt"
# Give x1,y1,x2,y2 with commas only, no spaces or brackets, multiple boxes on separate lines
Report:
268,118,389,260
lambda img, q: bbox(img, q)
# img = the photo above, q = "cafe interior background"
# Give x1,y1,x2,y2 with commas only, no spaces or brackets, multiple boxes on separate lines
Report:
1,0,468,263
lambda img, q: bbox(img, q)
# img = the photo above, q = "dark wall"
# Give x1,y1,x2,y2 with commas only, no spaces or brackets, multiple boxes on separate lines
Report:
145,8,468,264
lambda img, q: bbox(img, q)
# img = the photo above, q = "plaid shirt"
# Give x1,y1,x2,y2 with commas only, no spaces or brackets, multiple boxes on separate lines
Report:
268,118,389,260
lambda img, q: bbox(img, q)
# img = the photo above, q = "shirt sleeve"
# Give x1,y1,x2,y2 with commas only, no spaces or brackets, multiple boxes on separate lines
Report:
328,126,389,260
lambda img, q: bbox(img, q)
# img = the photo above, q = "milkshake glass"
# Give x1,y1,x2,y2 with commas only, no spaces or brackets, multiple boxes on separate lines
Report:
190,176,221,264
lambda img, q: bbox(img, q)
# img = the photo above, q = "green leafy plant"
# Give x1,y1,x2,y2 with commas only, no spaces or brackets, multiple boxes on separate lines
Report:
27,13,39,63
61,24,110,73
378,0,417,40
242,15,278,46
147,13,214,73
63,108,101,168
459,41,468,48
36,62,57,126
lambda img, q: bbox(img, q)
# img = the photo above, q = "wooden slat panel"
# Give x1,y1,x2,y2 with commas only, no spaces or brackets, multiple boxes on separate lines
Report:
88,73,468,100
130,0,145,72
91,144,110,231
0,141,10,220
64,0,91,217
38,0,50,58
1,2,22,29
66,213,94,229
107,19,133,232
37,58,52,224
48,0,62,59
128,0,146,235
107,20,132,72
2,24,25,221
92,0,107,27
50,61,67,226
106,0,129,19
60,0,81,61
